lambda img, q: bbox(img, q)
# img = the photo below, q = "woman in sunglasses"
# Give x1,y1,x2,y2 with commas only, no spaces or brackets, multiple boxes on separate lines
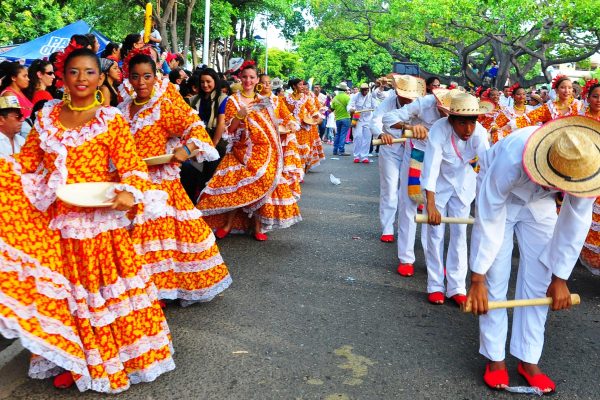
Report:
26,59,55,106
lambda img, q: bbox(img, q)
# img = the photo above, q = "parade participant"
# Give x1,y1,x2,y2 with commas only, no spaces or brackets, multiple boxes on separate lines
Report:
0,61,33,119
421,93,491,305
466,116,599,393
99,58,122,106
381,85,454,270
478,88,502,130
25,59,55,106
579,80,600,273
509,75,583,129
348,83,377,163
425,77,441,94
0,96,24,155
197,63,301,241
2,46,174,392
489,84,532,143
330,82,352,156
528,93,543,109
370,75,425,242
118,52,231,305
259,74,303,199
499,85,513,107
302,83,326,170
282,78,317,169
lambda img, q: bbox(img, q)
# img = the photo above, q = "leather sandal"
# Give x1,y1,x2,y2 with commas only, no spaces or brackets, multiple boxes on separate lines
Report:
483,363,509,390
428,292,445,305
397,263,414,277
517,362,556,394
53,371,75,389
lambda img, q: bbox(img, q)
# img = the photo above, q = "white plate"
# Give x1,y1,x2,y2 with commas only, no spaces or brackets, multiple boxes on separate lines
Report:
278,125,291,133
56,182,115,208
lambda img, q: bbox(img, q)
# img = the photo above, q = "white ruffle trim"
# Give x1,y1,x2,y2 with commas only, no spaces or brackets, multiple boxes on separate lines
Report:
49,209,131,239
144,253,225,275
132,204,202,225
107,183,145,204
119,79,170,134
162,274,232,305
259,214,302,232
121,170,150,181
134,235,216,255
187,138,220,163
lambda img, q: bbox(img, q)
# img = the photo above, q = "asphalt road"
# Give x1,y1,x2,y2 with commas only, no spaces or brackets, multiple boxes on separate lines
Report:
1,144,599,399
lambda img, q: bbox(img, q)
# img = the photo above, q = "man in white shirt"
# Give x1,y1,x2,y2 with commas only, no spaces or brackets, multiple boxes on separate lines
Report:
421,93,491,306
466,117,599,394
348,83,378,163
499,86,513,108
0,96,24,156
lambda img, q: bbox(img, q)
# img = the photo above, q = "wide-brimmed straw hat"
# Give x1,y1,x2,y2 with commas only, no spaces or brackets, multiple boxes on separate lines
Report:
337,82,349,91
442,92,494,116
271,78,283,90
433,88,462,109
393,75,426,100
529,93,543,104
523,116,600,197
0,96,21,110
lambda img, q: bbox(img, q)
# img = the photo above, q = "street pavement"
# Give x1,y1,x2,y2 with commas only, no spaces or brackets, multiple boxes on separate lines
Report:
0,144,599,399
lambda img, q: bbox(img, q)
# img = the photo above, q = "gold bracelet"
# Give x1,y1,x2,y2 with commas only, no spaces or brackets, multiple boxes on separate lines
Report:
235,112,244,120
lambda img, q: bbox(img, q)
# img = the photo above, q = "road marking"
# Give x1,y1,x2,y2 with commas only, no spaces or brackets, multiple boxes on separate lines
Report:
334,345,376,386
325,394,350,400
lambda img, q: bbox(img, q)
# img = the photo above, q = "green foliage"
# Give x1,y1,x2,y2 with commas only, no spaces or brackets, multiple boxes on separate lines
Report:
70,0,144,42
256,48,303,78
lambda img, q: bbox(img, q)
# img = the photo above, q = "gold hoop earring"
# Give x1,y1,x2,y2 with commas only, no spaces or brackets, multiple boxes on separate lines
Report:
255,83,264,93
95,88,105,105
62,89,71,104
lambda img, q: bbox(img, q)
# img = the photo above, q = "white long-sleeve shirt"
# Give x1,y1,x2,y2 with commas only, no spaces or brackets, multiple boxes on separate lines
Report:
470,127,594,279
420,118,489,207
381,94,441,151
348,92,377,122
0,132,24,156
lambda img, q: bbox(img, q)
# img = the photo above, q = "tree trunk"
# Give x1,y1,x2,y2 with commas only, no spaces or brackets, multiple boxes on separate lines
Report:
153,0,177,52
183,0,197,62
170,1,179,53
191,32,198,68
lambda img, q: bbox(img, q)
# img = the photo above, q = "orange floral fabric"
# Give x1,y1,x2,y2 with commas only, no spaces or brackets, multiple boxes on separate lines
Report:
514,100,582,129
119,81,231,303
581,198,600,272
306,95,325,170
2,101,175,393
198,93,301,232
283,93,314,168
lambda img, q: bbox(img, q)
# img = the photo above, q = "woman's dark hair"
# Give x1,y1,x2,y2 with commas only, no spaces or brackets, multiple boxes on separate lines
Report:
220,80,231,95
512,87,526,97
101,42,120,58
63,48,101,74
26,59,52,99
198,68,222,95
288,78,303,90
425,76,440,94
552,75,571,91
587,84,600,99
29,99,48,124
0,61,27,93
85,34,98,48
121,33,142,60
240,64,258,75
128,53,156,76
70,34,91,48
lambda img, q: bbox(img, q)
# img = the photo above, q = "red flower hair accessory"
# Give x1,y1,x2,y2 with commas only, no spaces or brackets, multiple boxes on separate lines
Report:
475,86,483,97
551,74,569,90
582,79,599,99
509,82,520,92
53,39,84,88
482,88,491,98
122,46,153,77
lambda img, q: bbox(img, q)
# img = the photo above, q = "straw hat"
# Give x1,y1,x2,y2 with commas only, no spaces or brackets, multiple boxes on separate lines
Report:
529,93,543,104
523,116,600,197
393,75,426,100
0,96,21,110
359,83,369,89
433,88,463,109
442,92,494,116
337,82,349,91
271,78,283,90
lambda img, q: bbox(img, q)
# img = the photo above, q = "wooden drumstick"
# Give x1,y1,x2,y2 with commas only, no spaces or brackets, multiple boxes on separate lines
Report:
462,294,581,313
414,214,475,224
372,130,414,145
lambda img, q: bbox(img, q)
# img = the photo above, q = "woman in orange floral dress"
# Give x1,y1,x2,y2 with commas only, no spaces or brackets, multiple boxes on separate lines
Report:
259,74,303,199
197,64,301,241
488,85,533,144
302,84,326,170
282,78,318,171
119,53,231,305
0,47,174,392
579,81,600,273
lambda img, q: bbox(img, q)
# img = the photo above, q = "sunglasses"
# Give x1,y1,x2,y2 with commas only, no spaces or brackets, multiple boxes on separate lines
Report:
44,71,55,76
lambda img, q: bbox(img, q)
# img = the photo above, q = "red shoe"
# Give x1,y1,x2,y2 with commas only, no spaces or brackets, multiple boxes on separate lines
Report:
517,362,556,394
254,232,268,241
361,159,371,163
451,294,467,306
158,300,167,309
380,234,394,243
353,158,360,163
417,204,424,212
215,228,230,239
483,363,509,390
428,292,445,305
397,263,414,277
53,371,75,389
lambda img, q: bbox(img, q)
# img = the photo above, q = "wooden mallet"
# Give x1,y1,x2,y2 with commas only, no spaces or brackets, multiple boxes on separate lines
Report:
414,214,475,224
372,130,414,145
462,294,581,313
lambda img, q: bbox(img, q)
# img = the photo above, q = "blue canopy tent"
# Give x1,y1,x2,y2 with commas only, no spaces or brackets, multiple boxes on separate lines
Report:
0,20,111,65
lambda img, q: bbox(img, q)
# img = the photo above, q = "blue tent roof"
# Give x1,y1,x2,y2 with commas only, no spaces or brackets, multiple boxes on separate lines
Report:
0,20,110,65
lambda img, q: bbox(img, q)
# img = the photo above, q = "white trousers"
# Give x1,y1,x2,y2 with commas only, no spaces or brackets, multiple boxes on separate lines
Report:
352,121,372,160
397,146,427,263
378,145,404,235
426,194,470,296
479,204,556,363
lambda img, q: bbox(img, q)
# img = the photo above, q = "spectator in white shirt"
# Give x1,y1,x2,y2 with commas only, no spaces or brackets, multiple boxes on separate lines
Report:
0,96,24,156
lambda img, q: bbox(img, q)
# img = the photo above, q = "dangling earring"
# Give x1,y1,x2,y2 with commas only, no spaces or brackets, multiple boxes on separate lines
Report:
255,83,263,93
62,88,71,104
95,88,105,105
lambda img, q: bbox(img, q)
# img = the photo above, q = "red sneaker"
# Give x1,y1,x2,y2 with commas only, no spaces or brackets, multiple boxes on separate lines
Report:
254,232,268,241
380,234,394,243
451,294,467,306
397,263,414,277
483,363,509,390
517,362,556,394
428,292,445,305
